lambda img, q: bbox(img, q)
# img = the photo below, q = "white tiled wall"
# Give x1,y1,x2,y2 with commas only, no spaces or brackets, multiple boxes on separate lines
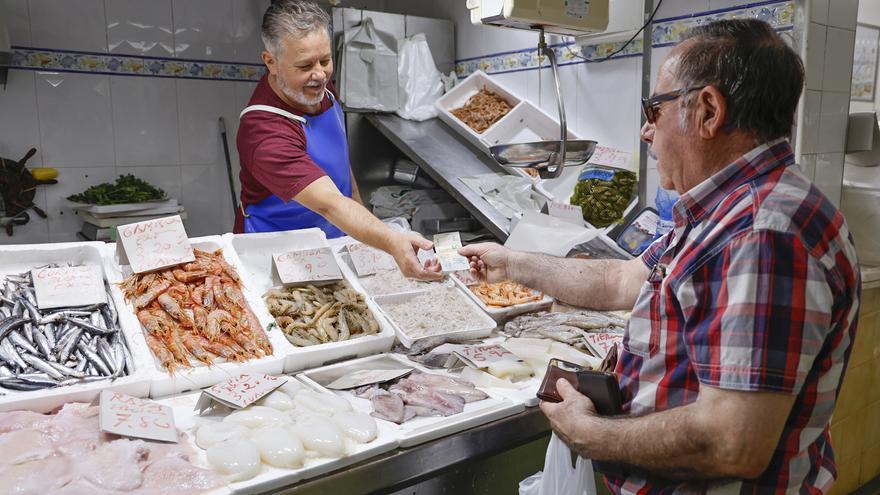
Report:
0,0,267,244
850,0,880,113
795,0,859,207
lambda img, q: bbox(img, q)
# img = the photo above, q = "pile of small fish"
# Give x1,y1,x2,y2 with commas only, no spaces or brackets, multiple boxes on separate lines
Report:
0,270,133,392
503,310,628,343
264,283,380,347
353,372,488,424
120,249,272,373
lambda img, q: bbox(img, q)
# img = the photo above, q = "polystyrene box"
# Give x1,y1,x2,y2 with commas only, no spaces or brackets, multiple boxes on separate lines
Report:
435,70,523,152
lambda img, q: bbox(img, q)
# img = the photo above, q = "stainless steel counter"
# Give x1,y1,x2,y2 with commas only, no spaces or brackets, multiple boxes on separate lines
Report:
366,114,513,241
274,407,551,494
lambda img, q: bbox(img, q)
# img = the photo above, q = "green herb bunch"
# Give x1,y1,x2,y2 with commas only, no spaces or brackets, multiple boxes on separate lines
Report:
67,174,167,205
570,169,637,228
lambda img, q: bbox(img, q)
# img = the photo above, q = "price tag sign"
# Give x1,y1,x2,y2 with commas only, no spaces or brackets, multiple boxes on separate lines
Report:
544,201,584,226
31,265,106,309
116,215,194,274
273,247,342,284
99,390,178,443
347,243,397,276
589,145,633,169
582,332,624,360
435,343,523,370
433,232,470,272
325,368,413,390
196,373,287,413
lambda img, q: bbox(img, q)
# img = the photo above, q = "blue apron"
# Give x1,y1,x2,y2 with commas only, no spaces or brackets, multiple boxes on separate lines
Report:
239,92,352,238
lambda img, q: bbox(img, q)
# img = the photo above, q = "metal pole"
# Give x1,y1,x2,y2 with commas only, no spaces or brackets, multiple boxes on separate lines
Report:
638,0,654,210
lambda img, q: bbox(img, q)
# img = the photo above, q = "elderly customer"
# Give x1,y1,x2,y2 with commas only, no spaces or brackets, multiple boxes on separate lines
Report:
461,19,860,494
236,0,439,280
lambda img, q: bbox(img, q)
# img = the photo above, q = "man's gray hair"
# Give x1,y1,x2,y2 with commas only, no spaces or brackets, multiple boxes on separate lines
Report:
262,0,331,56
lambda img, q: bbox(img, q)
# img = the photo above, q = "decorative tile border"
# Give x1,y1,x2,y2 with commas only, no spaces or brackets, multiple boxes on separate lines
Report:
454,0,795,77
6,47,266,82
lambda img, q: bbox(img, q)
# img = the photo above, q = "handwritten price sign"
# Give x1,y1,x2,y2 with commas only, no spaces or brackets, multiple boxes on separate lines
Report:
546,201,584,226
116,215,194,274
273,247,342,284
456,344,518,365
197,373,287,412
583,332,623,360
31,265,106,309
589,145,633,170
347,243,397,276
99,390,178,443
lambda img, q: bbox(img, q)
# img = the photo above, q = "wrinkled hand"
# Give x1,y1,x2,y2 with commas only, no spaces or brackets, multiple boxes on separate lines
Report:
390,232,443,281
457,242,512,283
539,379,598,455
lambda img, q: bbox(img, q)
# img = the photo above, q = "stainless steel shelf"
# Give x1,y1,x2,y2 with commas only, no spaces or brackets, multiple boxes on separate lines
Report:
274,407,550,494
366,114,512,241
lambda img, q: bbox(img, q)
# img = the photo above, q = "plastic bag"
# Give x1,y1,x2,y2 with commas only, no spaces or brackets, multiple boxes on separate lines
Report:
339,17,399,111
396,33,444,121
519,433,596,495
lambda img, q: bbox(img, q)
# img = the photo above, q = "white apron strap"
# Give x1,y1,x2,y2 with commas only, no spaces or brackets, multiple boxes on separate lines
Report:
239,104,307,124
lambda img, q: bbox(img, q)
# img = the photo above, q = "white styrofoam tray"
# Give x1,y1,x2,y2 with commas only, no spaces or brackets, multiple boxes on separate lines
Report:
107,235,288,398
0,241,153,413
66,198,180,215
371,285,497,349
157,379,398,495
297,353,523,448
449,275,553,323
335,248,454,299
435,70,524,153
225,231,395,373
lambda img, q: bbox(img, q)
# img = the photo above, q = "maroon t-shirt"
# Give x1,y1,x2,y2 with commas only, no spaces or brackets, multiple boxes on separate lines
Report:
233,75,339,233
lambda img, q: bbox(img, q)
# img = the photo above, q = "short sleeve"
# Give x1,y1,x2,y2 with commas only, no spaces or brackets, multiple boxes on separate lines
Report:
240,113,325,202
676,230,834,394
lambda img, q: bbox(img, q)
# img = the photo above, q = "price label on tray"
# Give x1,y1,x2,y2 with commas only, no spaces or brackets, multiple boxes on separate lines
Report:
31,265,106,309
545,201,584,226
116,214,194,274
196,373,287,413
347,242,397,276
582,332,624,360
99,390,178,443
435,343,523,370
325,368,413,390
273,247,342,284
433,232,470,272
589,145,633,169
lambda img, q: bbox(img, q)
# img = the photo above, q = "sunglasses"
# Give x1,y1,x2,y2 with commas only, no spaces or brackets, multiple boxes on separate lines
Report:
641,86,706,124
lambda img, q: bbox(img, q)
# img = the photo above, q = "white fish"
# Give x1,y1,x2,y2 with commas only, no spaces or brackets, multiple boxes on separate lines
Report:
195,420,250,450
223,406,291,429
294,389,352,414
292,415,346,458
206,438,262,482
331,411,378,444
278,379,304,396
256,390,295,411
250,426,306,469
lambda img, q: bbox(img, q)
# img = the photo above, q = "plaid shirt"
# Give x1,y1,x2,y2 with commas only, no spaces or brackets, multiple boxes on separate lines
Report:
607,139,861,494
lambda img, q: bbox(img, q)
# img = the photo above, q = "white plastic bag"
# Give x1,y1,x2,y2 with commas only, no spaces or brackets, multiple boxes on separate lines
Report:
396,33,444,121
519,433,597,495
339,17,399,111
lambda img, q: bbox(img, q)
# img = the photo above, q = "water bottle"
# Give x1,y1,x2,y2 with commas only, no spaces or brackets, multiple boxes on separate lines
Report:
654,186,678,240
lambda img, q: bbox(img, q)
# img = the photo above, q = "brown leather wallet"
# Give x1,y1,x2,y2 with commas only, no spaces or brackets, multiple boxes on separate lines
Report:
536,358,622,415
